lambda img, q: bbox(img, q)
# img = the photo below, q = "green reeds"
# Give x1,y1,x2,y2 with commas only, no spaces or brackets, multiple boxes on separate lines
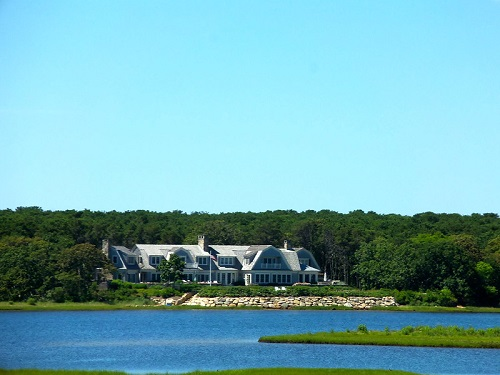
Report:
259,325,500,348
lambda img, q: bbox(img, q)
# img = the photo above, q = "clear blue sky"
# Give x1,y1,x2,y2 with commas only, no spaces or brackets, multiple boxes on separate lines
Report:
1,1,499,215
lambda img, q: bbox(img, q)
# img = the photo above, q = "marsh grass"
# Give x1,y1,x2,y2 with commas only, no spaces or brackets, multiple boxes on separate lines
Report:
0,369,421,375
259,325,500,348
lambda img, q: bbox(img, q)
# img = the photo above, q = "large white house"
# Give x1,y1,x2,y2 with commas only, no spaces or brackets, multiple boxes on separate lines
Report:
102,235,320,286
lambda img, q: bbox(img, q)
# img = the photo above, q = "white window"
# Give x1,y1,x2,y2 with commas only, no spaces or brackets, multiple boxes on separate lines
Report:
274,274,291,284
150,256,161,265
218,257,234,266
255,273,270,283
262,257,281,269
299,258,310,266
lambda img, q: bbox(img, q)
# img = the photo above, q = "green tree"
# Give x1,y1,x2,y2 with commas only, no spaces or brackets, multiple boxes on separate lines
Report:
410,233,477,304
475,261,499,305
0,236,58,301
55,243,112,302
353,238,416,290
158,254,186,284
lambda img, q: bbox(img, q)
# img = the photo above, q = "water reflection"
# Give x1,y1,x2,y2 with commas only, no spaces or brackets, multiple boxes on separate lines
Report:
49,338,255,347
1,310,499,374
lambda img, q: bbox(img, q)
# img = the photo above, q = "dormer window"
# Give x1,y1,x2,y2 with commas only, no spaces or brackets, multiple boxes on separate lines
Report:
299,258,310,266
127,257,135,265
218,257,234,266
197,256,208,265
150,256,161,266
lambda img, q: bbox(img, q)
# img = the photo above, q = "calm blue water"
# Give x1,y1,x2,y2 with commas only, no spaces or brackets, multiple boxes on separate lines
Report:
0,310,499,374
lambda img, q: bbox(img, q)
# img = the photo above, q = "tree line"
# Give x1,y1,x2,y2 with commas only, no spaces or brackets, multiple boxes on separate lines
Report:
0,207,499,305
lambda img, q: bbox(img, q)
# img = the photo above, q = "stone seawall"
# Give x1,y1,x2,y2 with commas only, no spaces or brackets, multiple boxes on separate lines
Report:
183,295,398,309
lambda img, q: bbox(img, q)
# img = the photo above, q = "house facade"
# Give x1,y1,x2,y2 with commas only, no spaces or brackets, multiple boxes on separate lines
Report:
102,236,320,286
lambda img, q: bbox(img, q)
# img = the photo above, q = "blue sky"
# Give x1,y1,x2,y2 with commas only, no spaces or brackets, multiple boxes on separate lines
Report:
1,1,499,215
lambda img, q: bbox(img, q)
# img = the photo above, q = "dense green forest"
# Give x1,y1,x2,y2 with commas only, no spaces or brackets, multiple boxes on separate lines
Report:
0,207,499,306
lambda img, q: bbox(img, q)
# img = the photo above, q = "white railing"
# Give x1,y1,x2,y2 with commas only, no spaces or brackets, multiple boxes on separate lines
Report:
261,263,281,269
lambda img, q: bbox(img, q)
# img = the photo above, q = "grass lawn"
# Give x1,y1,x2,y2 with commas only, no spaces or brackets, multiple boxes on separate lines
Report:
0,369,421,375
259,325,500,348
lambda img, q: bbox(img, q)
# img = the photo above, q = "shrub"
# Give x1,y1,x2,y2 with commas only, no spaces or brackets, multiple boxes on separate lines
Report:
394,289,457,307
49,287,67,303
401,326,415,335
395,290,419,305
357,324,369,334
436,288,458,307
109,280,133,290
178,283,204,294
143,287,179,298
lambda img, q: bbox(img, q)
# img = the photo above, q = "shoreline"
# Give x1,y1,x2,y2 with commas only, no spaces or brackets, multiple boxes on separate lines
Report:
0,369,422,375
0,301,498,313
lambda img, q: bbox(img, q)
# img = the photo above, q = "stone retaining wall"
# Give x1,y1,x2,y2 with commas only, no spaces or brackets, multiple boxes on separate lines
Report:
183,295,398,309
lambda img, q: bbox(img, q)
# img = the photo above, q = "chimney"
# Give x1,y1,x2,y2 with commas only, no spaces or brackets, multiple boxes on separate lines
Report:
198,235,209,252
102,239,110,258
284,240,292,250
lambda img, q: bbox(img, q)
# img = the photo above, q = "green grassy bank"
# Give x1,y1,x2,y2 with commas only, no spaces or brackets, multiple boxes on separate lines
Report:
259,325,500,348
0,368,421,375
1,301,499,313
0,301,166,311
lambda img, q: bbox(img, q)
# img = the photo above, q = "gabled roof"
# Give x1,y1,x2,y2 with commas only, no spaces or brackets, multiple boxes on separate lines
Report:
113,245,134,254
126,241,321,275
301,264,320,272
241,245,285,270
281,250,301,271
110,246,140,270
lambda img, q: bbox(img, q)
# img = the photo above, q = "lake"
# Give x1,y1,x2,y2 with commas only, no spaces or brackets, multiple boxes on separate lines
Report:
0,310,499,374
